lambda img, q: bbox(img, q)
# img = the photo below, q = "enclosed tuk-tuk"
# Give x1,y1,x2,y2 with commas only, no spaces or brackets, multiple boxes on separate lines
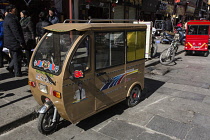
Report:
28,21,147,134
185,20,210,56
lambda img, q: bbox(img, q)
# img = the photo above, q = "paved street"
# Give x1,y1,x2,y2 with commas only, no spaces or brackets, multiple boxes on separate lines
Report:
1,43,210,140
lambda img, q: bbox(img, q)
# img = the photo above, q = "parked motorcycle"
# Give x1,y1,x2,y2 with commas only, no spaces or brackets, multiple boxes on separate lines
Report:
160,31,174,44
160,27,185,45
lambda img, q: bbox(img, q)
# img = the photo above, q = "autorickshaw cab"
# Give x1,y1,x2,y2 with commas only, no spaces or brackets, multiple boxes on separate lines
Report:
29,22,147,134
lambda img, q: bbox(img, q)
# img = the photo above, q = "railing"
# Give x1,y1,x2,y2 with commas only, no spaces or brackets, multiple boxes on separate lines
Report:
63,19,137,23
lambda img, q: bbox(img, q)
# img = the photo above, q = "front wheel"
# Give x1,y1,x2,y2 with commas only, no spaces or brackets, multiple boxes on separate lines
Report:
204,51,209,57
126,85,142,107
160,48,175,65
38,107,59,135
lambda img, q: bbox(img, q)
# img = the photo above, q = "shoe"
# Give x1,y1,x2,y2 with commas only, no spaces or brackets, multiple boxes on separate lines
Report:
15,74,22,77
6,67,14,74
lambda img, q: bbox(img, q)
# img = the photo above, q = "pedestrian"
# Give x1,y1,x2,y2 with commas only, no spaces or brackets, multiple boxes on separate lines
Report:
4,4,26,77
48,8,59,24
36,11,51,41
0,13,4,68
20,10,35,66
164,17,173,32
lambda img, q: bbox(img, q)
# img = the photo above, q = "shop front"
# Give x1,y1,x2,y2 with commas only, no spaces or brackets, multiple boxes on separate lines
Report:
79,0,110,20
141,0,159,21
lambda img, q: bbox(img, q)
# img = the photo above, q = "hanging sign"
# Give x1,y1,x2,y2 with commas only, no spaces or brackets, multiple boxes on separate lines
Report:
24,0,32,6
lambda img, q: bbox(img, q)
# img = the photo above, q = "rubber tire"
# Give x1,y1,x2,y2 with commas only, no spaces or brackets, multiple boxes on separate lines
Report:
151,43,158,58
126,85,142,107
204,51,209,57
174,45,178,54
185,51,190,56
38,107,59,135
160,48,175,65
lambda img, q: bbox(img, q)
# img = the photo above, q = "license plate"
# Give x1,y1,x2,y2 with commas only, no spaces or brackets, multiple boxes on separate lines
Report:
39,83,48,93
194,46,200,48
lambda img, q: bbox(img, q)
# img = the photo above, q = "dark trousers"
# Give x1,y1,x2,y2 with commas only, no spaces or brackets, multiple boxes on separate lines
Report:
0,47,3,67
25,49,32,66
9,49,23,76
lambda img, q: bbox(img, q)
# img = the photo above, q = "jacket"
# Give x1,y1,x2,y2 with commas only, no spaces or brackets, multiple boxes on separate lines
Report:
164,19,173,31
0,20,3,48
3,13,25,51
20,16,35,46
48,16,59,24
36,20,51,38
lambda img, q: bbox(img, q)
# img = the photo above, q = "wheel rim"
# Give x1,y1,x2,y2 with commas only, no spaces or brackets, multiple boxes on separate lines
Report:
130,86,141,105
42,108,56,131
160,48,174,64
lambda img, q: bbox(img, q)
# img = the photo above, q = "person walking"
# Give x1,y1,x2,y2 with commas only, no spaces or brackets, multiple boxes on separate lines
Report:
36,11,51,40
4,5,25,77
20,10,35,66
48,8,59,24
164,17,173,32
0,13,4,68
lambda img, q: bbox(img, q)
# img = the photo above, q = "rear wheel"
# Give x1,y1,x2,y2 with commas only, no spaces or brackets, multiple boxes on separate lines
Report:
38,107,60,135
204,51,209,57
160,48,175,65
126,85,142,107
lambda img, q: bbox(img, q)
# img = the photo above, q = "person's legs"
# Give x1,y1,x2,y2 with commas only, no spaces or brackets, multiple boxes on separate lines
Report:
8,50,14,69
15,49,23,76
25,49,31,66
9,49,22,76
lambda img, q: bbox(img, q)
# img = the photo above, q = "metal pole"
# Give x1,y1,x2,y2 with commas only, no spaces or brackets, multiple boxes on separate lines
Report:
69,0,73,21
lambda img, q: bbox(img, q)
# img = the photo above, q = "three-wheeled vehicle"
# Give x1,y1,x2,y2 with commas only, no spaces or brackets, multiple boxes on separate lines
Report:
185,20,210,57
28,20,147,134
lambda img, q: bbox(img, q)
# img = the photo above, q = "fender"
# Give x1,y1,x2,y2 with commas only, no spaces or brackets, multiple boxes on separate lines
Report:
38,101,53,114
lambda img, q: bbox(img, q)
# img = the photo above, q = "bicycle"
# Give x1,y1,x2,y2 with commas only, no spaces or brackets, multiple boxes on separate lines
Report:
159,39,179,65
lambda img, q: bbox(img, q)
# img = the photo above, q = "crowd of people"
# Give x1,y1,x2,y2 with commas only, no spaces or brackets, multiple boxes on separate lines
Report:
0,4,59,77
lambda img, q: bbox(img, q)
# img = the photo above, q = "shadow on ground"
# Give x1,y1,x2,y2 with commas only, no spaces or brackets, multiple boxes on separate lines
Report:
55,78,165,132
0,78,28,91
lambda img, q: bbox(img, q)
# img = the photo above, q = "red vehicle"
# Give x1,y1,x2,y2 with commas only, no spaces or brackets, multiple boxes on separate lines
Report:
185,20,210,57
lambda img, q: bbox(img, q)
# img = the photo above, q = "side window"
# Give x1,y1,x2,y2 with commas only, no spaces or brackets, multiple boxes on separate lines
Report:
95,32,125,70
127,31,146,62
70,36,90,74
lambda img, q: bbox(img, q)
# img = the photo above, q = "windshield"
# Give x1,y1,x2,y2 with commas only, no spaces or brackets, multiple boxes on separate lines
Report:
33,31,80,75
188,25,209,35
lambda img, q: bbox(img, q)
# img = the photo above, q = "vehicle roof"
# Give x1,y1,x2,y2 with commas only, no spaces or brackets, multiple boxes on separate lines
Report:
187,20,210,25
44,23,147,32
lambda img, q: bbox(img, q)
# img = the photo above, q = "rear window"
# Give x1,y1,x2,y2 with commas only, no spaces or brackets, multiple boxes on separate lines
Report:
188,25,209,35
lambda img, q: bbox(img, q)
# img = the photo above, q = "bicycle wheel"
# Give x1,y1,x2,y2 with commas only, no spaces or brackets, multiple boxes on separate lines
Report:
160,48,175,65
151,42,158,58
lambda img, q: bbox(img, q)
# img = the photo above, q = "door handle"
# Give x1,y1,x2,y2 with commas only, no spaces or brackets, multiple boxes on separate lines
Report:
96,72,106,76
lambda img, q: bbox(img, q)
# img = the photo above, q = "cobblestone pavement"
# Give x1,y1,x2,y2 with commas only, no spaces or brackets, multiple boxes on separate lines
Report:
1,42,210,140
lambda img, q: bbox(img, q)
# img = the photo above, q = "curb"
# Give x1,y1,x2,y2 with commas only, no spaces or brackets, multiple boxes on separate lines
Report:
0,111,38,135
145,50,185,67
